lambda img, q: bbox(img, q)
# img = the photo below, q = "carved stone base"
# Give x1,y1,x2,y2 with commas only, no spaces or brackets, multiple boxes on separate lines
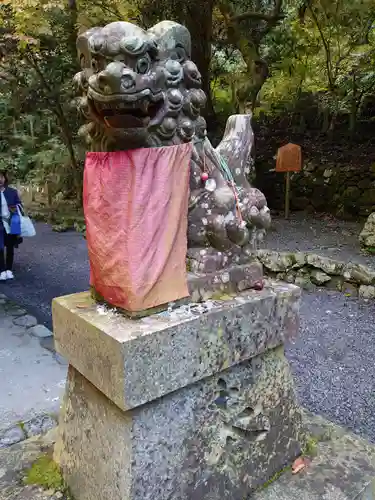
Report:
188,261,264,302
91,261,264,317
53,284,303,500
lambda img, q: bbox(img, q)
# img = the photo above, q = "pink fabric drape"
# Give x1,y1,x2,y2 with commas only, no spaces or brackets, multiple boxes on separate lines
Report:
83,144,192,313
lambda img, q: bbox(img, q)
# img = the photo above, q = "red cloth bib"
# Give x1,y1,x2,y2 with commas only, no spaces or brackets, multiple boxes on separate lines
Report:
83,144,192,313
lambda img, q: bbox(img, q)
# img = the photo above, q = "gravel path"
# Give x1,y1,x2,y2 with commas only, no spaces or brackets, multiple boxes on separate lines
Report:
1,219,375,442
0,222,89,328
290,290,375,442
265,212,375,270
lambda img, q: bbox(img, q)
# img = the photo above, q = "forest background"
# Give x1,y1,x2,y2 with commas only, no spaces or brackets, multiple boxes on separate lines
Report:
1,0,375,220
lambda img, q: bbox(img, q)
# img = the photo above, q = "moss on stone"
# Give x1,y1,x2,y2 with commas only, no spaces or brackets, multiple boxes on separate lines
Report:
363,246,375,255
211,291,235,301
17,420,26,433
303,436,319,457
24,455,64,491
259,465,291,491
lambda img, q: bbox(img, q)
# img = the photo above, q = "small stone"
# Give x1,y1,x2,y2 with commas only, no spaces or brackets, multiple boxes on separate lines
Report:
29,324,53,338
326,276,344,291
358,285,375,299
296,267,310,278
285,271,296,284
256,250,295,272
0,425,25,448
342,282,358,296
40,336,55,353
295,276,315,290
6,306,27,317
359,212,375,247
310,269,331,286
291,252,306,269
306,254,343,275
343,263,375,285
13,314,38,328
23,414,57,438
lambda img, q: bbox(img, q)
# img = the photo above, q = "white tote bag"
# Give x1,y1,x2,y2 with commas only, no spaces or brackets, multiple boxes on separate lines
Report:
17,205,36,238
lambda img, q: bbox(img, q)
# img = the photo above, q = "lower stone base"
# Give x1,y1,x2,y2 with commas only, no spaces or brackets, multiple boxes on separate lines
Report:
1,412,375,500
253,411,375,500
54,346,302,500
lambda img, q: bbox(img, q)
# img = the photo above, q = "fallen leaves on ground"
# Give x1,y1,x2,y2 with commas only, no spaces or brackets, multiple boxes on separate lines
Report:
292,456,310,474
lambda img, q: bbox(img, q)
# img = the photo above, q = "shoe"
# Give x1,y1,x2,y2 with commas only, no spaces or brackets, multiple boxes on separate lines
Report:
6,271,14,280
0,271,7,281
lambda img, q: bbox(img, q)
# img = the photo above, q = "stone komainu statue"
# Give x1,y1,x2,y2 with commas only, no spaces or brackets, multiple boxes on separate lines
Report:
74,20,271,274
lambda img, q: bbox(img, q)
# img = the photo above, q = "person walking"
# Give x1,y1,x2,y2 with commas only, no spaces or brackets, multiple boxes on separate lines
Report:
0,171,22,280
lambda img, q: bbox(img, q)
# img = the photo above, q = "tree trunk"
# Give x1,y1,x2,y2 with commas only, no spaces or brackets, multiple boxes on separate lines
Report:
218,1,269,112
182,1,217,126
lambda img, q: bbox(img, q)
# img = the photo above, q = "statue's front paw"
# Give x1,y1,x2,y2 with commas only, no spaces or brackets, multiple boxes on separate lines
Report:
225,220,250,247
243,205,271,229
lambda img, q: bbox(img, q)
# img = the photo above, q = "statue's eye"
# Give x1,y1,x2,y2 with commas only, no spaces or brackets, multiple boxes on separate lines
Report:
136,56,150,74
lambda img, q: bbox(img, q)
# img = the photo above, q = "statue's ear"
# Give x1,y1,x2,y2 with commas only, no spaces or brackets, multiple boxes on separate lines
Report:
76,27,102,69
146,39,159,60
147,21,191,61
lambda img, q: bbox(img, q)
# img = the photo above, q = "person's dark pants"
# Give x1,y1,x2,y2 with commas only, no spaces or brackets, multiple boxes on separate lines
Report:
0,231,15,272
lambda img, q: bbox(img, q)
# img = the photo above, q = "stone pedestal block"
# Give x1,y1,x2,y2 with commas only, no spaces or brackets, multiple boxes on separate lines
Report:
53,283,303,500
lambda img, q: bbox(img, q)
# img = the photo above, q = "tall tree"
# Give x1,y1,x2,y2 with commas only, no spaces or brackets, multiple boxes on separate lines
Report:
217,0,284,111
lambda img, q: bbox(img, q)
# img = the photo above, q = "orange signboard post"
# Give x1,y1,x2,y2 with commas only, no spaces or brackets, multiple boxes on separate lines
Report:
276,143,302,219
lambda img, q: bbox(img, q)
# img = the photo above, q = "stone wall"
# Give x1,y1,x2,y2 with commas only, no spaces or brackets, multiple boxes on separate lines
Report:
256,160,375,219
255,250,375,299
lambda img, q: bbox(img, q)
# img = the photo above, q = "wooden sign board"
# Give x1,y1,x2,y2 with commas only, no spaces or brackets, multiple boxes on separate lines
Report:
275,143,302,173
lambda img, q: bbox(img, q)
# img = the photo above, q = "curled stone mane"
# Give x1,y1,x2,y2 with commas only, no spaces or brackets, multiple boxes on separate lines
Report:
74,20,271,274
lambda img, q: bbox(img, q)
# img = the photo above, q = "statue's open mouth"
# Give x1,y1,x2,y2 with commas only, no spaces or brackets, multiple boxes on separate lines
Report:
88,89,164,129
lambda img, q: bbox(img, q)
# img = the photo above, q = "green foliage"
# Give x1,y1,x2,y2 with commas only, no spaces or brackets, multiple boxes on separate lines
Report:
258,0,375,132
1,0,375,202
363,246,375,255
303,436,318,457
259,465,291,491
24,455,64,491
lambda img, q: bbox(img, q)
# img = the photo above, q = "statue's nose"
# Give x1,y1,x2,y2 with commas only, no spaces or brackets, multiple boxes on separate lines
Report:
165,59,181,75
96,62,135,93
